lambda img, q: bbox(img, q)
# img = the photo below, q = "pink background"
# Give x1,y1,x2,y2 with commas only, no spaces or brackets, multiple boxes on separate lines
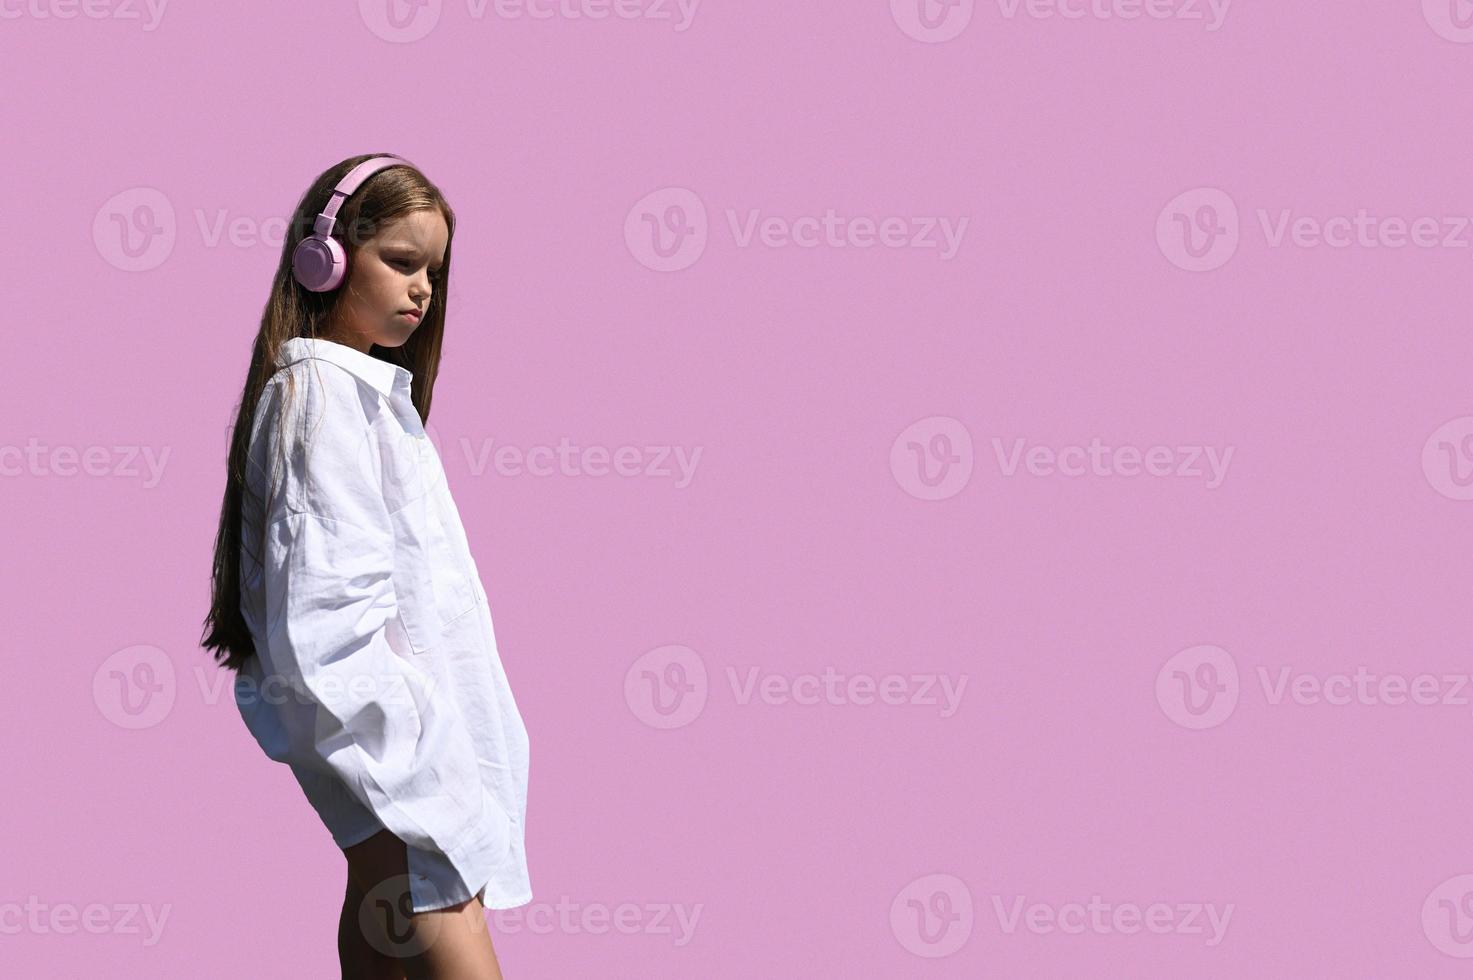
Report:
7,1,1473,976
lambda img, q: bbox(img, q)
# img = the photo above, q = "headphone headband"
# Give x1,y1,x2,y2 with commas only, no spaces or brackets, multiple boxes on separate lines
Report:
293,155,415,292
312,155,414,238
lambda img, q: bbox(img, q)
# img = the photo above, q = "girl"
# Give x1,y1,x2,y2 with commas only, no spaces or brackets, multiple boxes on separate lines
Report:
201,153,531,980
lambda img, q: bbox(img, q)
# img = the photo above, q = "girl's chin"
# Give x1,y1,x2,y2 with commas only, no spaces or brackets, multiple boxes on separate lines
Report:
377,324,417,346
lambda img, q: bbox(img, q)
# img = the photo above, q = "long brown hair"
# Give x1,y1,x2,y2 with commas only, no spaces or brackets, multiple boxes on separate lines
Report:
200,152,456,673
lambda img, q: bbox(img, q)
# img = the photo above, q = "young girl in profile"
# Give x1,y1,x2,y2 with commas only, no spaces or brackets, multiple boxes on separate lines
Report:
201,153,531,980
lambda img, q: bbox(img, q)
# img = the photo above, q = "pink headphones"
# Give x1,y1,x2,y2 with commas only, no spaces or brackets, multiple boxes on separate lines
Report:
292,156,414,292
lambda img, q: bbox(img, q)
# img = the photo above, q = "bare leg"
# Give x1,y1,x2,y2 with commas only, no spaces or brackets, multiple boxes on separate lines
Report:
339,874,405,980
398,894,504,980
342,829,506,980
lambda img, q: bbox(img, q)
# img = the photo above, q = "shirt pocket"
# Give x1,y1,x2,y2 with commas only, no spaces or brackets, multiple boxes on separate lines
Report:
385,427,483,656
393,501,474,657
425,487,480,628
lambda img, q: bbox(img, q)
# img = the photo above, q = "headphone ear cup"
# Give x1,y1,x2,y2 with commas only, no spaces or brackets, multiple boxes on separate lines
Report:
292,235,347,292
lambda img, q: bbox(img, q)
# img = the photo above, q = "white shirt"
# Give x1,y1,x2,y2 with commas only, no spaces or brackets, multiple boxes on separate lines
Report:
232,336,531,913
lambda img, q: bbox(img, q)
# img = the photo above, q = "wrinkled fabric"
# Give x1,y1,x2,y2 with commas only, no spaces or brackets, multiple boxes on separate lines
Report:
233,336,531,913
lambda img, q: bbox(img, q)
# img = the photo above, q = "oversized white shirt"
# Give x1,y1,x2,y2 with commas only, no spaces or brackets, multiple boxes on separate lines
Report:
233,336,531,913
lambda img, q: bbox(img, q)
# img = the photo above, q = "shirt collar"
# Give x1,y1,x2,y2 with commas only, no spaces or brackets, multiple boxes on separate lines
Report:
275,337,412,399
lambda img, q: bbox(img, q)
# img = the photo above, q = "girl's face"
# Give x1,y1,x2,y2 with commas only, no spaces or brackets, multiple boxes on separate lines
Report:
323,208,448,353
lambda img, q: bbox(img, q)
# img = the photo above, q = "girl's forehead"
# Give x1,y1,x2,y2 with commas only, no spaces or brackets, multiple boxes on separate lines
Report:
377,210,448,246
377,209,444,237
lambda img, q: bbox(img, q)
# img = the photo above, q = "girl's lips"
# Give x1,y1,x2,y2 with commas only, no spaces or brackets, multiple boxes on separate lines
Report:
399,310,421,321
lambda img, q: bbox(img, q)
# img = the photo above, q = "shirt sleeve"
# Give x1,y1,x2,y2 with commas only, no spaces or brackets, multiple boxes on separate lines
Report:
251,367,493,857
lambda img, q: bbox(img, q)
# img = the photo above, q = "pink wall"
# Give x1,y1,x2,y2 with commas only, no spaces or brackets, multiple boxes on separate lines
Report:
7,1,1473,976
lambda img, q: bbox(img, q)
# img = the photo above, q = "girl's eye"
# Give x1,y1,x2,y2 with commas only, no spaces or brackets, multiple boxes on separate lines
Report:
392,258,440,277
